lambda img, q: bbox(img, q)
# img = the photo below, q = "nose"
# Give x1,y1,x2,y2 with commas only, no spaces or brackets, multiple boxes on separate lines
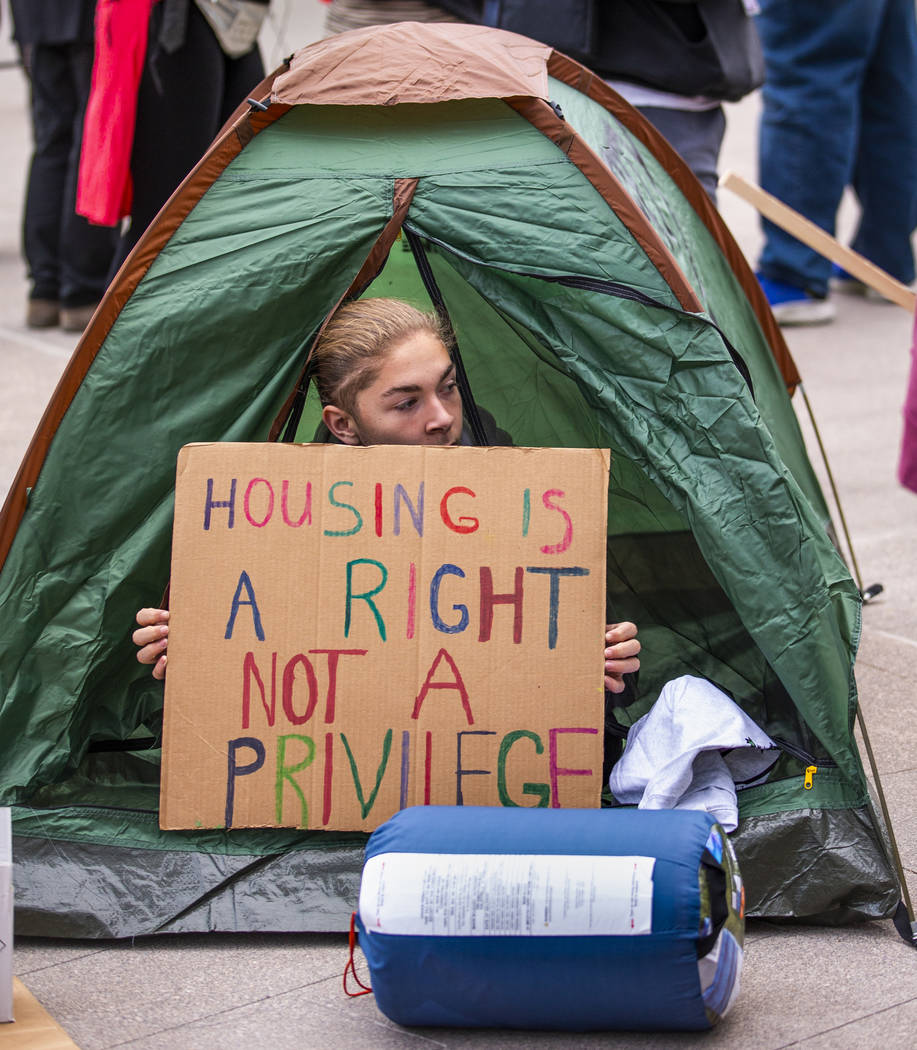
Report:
425,396,455,433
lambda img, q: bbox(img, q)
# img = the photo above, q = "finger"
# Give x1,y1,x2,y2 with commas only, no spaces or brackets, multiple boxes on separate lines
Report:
604,638,641,660
152,654,168,681
604,656,640,676
604,673,625,693
132,623,169,648
605,621,637,643
136,637,169,666
135,607,169,628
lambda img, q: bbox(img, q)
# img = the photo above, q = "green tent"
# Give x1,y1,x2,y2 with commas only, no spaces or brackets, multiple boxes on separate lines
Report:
0,23,901,936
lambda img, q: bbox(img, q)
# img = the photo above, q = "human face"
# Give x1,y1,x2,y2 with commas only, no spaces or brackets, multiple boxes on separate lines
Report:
329,331,464,446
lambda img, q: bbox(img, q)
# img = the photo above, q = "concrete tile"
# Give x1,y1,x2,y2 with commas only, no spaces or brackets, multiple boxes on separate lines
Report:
0,80,30,261
791,997,917,1050
719,93,763,263
17,933,349,1050
866,768,917,878
737,922,917,1040
785,291,914,559
11,924,794,1050
0,335,72,506
855,631,917,777
111,976,451,1050
110,969,723,1050
859,579,917,645
112,919,913,1050
12,937,111,977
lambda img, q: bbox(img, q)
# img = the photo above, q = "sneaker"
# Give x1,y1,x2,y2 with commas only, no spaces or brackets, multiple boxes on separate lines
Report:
757,274,836,326
26,298,60,328
60,302,99,332
829,264,886,302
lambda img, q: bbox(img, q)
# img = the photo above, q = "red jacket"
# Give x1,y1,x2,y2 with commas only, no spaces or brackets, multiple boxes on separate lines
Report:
77,0,157,226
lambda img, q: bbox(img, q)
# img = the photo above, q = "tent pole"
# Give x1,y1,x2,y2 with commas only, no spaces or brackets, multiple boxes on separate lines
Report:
794,388,910,933
855,703,916,941
797,383,867,593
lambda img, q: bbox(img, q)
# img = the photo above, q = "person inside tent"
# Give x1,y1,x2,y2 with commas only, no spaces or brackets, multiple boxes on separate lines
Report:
132,296,641,690
133,297,782,828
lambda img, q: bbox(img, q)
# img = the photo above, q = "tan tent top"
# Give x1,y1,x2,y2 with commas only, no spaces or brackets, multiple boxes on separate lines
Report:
268,22,797,388
271,21,552,106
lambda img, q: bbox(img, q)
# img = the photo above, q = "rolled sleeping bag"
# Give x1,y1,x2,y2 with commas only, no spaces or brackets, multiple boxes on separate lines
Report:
356,805,744,1031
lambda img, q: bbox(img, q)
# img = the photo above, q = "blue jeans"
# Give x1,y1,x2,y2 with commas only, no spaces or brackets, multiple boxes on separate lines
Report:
756,0,917,296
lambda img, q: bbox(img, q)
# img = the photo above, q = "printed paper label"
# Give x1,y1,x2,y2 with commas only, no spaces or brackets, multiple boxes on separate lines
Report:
359,852,655,937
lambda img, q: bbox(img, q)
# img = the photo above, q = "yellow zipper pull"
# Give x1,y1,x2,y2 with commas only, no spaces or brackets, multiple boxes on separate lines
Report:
804,765,817,790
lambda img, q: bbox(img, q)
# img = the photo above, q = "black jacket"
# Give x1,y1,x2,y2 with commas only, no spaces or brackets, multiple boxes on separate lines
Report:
436,0,764,102
10,0,95,45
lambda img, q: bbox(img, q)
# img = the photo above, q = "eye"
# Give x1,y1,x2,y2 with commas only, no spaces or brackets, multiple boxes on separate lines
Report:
441,379,458,397
394,397,417,412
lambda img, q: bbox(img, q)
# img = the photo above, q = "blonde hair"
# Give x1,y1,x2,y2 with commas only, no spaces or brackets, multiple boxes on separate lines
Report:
312,298,452,414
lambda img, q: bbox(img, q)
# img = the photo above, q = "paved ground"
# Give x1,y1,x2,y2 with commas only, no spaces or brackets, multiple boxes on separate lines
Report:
3,3,917,1047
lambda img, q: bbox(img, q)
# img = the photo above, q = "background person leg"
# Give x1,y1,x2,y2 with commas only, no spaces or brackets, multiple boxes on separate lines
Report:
58,40,117,330
848,0,917,288
754,0,892,324
22,43,72,326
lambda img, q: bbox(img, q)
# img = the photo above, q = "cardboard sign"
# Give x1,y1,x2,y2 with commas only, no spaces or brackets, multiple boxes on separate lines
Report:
160,444,609,831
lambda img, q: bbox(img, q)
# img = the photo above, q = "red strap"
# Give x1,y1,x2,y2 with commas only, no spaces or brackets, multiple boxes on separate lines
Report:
343,912,373,998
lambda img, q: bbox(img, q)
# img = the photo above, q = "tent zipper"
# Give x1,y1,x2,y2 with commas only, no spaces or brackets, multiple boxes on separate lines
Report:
769,734,836,770
402,228,755,397
20,803,159,816
513,270,756,397
404,228,491,446
771,735,838,791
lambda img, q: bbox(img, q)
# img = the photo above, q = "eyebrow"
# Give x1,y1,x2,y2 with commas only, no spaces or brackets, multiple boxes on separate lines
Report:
379,363,455,400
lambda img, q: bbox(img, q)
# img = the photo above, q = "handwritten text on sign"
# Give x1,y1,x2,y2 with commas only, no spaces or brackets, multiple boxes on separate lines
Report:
160,444,609,831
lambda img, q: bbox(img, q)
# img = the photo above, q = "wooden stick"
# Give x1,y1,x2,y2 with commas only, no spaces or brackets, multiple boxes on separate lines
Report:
6,978,80,1048
720,170,916,313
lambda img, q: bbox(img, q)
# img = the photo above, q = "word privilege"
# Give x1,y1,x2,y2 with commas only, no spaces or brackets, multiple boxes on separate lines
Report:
225,724,600,829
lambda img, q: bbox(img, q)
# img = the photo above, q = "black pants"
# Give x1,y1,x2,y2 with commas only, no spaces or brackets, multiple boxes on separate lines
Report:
110,3,265,276
24,41,117,306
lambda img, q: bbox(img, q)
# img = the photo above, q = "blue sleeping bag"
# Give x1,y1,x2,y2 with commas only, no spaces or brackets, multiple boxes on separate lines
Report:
355,806,743,1031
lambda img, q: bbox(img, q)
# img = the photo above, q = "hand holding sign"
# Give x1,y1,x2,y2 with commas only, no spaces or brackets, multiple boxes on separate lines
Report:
604,621,640,693
135,610,640,690
133,607,170,680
